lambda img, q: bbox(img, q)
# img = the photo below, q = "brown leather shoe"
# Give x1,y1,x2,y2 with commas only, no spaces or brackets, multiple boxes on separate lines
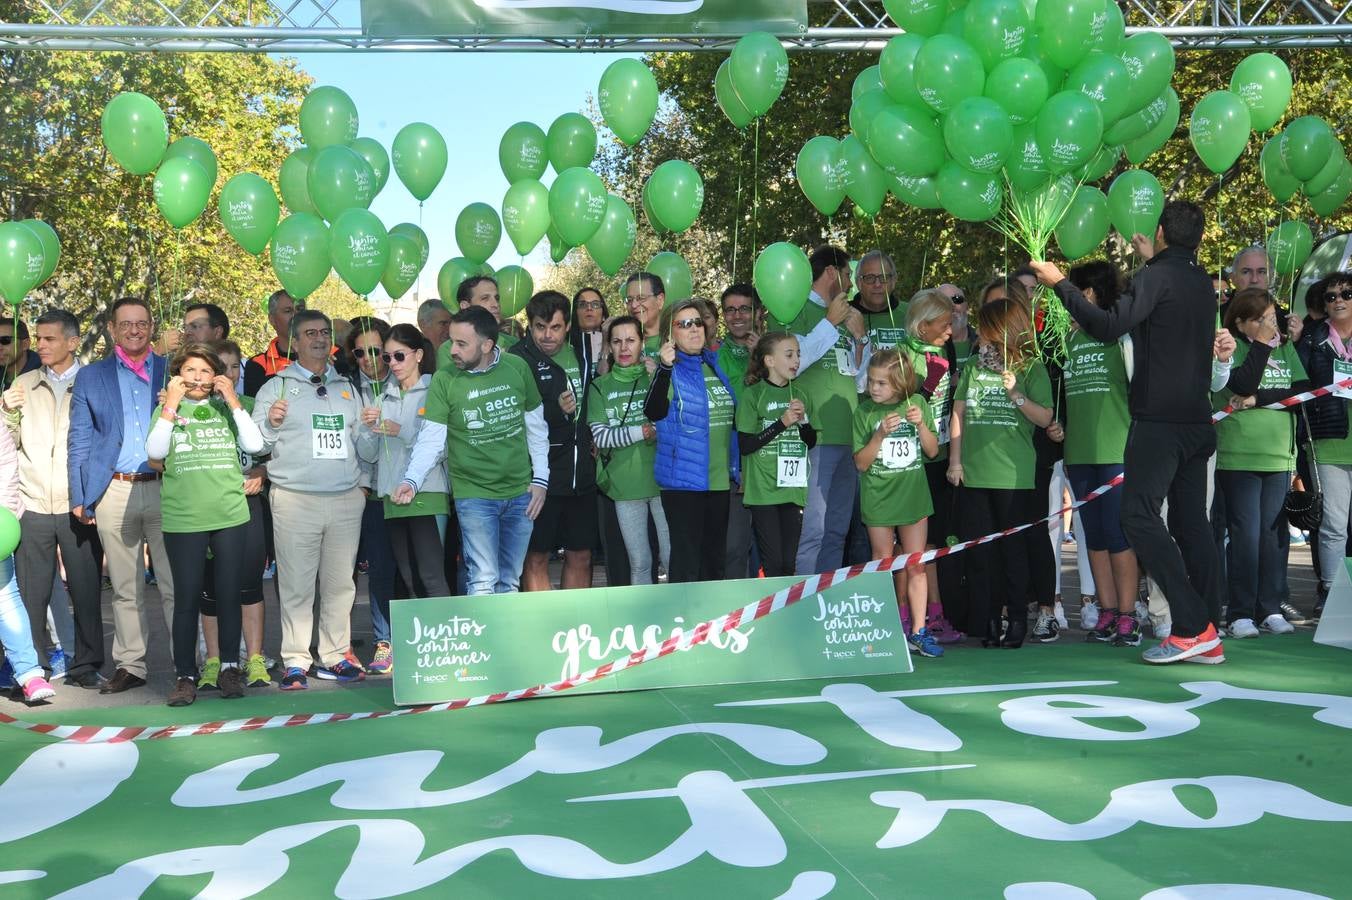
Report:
167,677,196,707
218,666,244,700
99,668,147,694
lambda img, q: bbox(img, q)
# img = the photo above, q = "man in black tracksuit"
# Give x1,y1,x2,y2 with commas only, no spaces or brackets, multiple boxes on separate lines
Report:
1031,201,1270,664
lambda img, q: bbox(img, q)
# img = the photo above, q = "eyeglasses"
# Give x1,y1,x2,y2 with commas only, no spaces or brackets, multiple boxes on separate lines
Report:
674,318,702,330
576,300,604,311
115,321,152,332
309,373,328,399
858,273,893,286
0,336,12,346
627,294,655,305
301,328,332,339
723,304,754,316
355,347,382,357
1326,289,1352,303
382,350,414,363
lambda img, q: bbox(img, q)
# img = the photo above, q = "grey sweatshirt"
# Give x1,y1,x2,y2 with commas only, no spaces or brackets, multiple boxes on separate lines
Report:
355,374,449,499
251,363,363,493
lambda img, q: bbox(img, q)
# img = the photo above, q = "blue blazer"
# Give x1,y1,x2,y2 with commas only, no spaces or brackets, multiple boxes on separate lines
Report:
67,353,167,511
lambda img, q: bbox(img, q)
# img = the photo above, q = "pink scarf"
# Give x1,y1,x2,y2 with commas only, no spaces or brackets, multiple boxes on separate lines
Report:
1328,327,1352,363
114,345,150,383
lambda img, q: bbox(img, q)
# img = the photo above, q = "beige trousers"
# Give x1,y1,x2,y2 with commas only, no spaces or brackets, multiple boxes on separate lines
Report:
270,485,364,670
94,478,176,678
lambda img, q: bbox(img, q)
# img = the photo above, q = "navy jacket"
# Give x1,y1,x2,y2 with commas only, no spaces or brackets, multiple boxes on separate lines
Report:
67,353,168,511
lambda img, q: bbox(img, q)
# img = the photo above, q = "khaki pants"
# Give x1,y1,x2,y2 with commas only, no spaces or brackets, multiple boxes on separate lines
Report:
270,485,364,670
95,478,175,679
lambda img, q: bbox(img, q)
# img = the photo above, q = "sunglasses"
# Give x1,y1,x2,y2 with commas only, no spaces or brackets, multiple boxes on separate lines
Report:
673,318,702,329
951,294,967,305
0,336,12,346
355,347,381,357
309,374,328,399
382,350,415,363
1326,289,1352,303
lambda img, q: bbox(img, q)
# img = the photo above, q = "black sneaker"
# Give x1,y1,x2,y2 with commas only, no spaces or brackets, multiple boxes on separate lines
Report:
1110,614,1142,647
1280,601,1309,625
1031,611,1060,643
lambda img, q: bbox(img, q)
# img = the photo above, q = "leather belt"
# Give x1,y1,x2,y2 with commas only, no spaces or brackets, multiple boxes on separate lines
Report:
111,472,161,483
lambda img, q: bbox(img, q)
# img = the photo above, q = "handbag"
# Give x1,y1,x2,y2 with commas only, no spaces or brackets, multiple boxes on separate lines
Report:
1284,405,1323,531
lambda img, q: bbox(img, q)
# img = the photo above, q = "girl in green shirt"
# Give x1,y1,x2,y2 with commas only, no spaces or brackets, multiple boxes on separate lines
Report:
852,349,941,658
737,333,818,577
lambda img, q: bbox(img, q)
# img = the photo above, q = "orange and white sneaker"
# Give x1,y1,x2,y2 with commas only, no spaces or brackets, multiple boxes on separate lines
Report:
1142,623,1222,664
1184,643,1226,664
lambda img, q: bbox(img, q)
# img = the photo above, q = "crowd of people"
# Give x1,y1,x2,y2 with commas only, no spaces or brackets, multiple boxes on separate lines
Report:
0,198,1345,706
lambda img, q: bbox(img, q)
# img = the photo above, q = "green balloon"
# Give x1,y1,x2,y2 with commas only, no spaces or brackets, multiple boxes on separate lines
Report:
499,122,549,184
879,34,927,109
891,172,943,210
0,507,19,559
1104,88,1170,145
1305,149,1347,198
547,113,598,174
279,147,318,216
1032,0,1098,70
1007,121,1050,190
943,97,1014,174
755,242,812,325
1260,137,1302,203
796,136,848,217
715,59,755,131
849,89,893,146
100,92,168,176
1073,143,1120,182
390,222,430,268
348,137,390,195
1268,220,1313,275
1123,87,1180,165
1089,0,1126,56
841,135,888,218
1230,52,1292,133
497,265,534,318
1066,52,1131,126
501,180,551,257
270,213,330,300
642,179,671,236
547,225,571,264
1023,34,1067,91
1281,116,1336,182
1189,90,1252,175
1119,32,1176,117
21,219,59,286
984,57,1049,125
299,86,358,151
1036,91,1104,174
163,137,218,190
869,104,945,179
600,58,659,146
1054,186,1110,259
308,145,372,222
392,122,447,202
1309,159,1352,218
1106,169,1164,240
728,31,789,118
153,157,212,229
914,34,985,113
330,208,389,296
882,0,950,37
963,0,1030,71
0,222,44,304
853,66,884,102
941,6,966,36
549,167,607,246
649,251,692,303
437,257,493,305
585,195,637,277
455,203,502,265
936,160,1003,222
219,172,281,255
646,160,705,234
381,233,422,299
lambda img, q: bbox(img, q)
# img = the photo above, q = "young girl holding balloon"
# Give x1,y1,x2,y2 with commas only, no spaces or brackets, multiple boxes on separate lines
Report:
851,349,941,658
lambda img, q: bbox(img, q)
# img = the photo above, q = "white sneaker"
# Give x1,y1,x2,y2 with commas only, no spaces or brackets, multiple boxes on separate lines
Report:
1135,599,1150,625
1260,613,1295,635
1229,618,1260,639
1080,599,1100,631
1053,600,1068,630
1154,620,1172,640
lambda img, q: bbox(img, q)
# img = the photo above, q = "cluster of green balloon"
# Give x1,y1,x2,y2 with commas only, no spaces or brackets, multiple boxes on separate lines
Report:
644,161,704,234
383,222,429,300
437,258,494,310
0,219,60,304
599,59,659,146
497,265,535,318
1187,52,1293,175
754,243,811,325
716,31,789,129
1262,117,1350,217
1268,220,1314,275
649,252,692,304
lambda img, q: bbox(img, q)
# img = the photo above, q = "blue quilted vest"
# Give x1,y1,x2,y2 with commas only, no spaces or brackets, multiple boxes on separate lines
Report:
653,350,741,491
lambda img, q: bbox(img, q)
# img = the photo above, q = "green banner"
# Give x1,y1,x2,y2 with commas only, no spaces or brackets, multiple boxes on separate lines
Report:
362,0,807,38
391,573,908,705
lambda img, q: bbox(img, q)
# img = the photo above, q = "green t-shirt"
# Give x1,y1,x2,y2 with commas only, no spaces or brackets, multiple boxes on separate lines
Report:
423,351,543,500
903,338,952,463
587,369,658,501
717,340,753,404
852,396,935,527
1213,340,1305,473
643,334,663,360
953,337,973,372
859,302,909,352
704,370,737,491
735,380,811,508
436,331,517,372
956,359,1052,490
153,398,250,534
1063,330,1131,466
773,299,858,445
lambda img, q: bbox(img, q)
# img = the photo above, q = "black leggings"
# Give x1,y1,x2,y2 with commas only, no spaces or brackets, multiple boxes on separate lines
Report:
165,522,247,678
388,515,451,598
202,493,266,614
750,503,802,578
925,460,966,621
957,487,1034,633
661,490,730,583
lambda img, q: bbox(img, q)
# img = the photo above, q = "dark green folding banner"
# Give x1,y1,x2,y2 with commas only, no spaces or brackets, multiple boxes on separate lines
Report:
362,0,808,37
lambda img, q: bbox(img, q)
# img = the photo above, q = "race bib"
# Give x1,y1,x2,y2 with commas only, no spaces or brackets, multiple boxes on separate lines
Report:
880,434,918,470
935,412,950,446
312,414,348,460
873,327,906,349
776,439,808,488
834,347,854,376
1335,359,1352,399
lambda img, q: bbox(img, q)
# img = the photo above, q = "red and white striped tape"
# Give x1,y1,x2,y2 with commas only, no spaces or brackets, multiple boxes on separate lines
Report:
1211,377,1352,423
4,377,1342,743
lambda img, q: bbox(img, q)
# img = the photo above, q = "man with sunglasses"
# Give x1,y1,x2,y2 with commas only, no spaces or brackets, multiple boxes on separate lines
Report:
0,320,40,390
252,309,366,690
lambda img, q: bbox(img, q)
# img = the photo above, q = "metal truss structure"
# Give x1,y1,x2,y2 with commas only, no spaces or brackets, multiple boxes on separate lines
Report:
0,0,1348,53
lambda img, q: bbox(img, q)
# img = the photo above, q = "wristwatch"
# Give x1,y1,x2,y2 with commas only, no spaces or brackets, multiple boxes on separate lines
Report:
1013,393,1027,408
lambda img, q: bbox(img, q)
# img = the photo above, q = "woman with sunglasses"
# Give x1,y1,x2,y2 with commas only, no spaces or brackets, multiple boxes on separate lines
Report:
1297,271,1352,621
643,299,740,583
358,325,449,626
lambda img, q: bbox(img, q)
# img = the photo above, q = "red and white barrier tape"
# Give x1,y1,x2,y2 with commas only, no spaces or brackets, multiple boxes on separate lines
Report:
1211,377,1352,423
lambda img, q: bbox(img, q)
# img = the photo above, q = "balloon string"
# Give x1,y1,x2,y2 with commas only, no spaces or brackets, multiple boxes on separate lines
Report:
752,118,761,263
871,216,894,329
1215,174,1223,291
417,201,425,301
731,135,746,283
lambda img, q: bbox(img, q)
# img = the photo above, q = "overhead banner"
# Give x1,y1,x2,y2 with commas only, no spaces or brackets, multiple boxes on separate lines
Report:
362,0,808,37
391,572,908,706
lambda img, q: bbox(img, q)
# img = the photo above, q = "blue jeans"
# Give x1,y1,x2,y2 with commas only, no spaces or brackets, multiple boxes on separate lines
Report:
795,443,859,575
359,497,397,642
1216,469,1287,625
0,555,41,682
456,493,533,595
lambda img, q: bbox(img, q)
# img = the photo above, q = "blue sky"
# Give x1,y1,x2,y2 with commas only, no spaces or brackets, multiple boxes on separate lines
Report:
289,52,634,306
